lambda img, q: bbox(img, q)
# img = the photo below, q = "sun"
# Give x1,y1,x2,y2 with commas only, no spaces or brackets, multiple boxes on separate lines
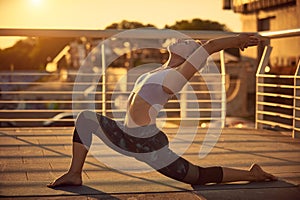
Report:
31,0,42,6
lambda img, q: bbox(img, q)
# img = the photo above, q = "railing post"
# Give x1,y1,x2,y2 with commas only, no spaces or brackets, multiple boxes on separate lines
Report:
220,50,226,128
293,59,300,138
255,45,273,129
101,42,106,116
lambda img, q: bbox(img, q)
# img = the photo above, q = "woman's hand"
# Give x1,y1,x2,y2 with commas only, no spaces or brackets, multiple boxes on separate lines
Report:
236,33,260,51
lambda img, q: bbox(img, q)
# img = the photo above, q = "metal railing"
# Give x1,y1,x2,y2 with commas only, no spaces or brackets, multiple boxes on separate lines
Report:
256,29,300,138
0,72,225,127
0,29,228,128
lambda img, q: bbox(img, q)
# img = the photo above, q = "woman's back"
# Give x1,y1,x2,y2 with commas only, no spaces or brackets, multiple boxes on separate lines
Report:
125,67,174,128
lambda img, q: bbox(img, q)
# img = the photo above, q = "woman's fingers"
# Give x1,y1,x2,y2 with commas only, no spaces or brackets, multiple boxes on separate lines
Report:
239,35,260,51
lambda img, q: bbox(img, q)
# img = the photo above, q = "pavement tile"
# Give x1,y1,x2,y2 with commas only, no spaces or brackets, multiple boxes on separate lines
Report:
27,171,56,181
21,149,44,157
0,146,19,151
48,162,72,171
10,146,68,159
195,187,300,200
0,157,23,164
19,137,42,144
1,162,51,172
0,171,28,181
42,149,71,157
0,149,22,157
0,137,28,145
93,191,205,200
37,138,66,145
0,163,5,171
22,156,55,164
56,135,72,140
0,127,300,199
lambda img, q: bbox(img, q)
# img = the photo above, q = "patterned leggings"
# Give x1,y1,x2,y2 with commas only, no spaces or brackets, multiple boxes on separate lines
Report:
73,110,223,185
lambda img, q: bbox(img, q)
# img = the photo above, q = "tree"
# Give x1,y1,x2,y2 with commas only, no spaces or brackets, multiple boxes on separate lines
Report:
166,19,238,58
0,39,35,70
0,37,72,71
165,18,230,31
28,37,72,69
105,20,156,29
0,19,231,71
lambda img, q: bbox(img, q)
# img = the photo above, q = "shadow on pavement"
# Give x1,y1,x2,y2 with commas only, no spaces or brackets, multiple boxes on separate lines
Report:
50,185,120,199
192,179,296,191
192,180,300,200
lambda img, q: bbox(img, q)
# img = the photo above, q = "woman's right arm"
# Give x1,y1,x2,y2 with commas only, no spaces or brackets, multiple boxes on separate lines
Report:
162,34,260,94
176,34,260,80
203,33,260,54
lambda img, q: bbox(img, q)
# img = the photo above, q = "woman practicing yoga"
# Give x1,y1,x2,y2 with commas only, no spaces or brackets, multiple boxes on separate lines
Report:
48,33,277,187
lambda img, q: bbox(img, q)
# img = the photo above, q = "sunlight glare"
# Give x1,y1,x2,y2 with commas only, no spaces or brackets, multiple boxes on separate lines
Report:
31,0,42,6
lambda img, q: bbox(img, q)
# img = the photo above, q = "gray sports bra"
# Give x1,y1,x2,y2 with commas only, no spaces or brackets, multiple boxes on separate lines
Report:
131,67,173,111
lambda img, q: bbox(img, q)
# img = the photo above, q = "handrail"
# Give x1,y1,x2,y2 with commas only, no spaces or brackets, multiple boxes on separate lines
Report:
0,28,238,39
255,29,300,138
2,28,299,40
259,28,300,39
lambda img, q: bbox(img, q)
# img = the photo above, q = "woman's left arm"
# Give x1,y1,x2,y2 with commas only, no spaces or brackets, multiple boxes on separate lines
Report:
203,33,260,54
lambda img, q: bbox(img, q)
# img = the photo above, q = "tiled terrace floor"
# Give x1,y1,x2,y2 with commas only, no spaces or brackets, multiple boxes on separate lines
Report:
0,127,300,199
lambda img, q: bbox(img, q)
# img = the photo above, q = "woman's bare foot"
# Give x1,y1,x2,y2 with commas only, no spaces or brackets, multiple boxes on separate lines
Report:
249,164,278,182
47,171,82,188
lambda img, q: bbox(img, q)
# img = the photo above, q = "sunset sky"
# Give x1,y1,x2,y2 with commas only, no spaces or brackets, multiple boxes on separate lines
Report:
0,0,241,48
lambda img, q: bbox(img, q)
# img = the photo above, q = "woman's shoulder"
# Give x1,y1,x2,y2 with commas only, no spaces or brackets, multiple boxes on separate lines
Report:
135,65,172,84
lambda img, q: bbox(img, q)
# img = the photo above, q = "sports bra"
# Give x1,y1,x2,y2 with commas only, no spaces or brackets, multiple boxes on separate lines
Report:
131,67,173,111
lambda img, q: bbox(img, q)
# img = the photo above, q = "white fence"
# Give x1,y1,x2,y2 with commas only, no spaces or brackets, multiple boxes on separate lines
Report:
255,29,300,138
0,29,227,128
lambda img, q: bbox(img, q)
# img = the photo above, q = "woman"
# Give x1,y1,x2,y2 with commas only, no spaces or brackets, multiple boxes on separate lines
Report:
48,33,277,187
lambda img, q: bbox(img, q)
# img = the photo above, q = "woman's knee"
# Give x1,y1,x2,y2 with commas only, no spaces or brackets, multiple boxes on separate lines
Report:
76,110,98,124
196,166,223,185
77,110,95,119
75,110,101,134
74,110,98,147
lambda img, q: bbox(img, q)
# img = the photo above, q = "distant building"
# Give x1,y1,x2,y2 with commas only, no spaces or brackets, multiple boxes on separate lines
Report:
223,0,300,70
